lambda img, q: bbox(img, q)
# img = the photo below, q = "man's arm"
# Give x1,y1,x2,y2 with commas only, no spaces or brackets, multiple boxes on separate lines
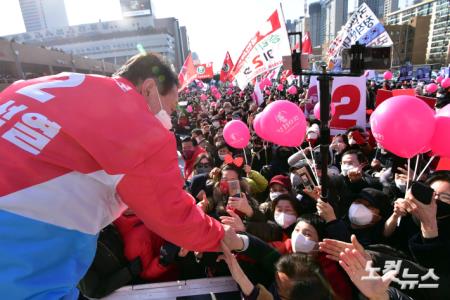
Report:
117,135,224,252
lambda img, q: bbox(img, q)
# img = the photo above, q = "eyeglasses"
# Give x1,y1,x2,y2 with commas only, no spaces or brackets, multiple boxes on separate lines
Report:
437,192,450,204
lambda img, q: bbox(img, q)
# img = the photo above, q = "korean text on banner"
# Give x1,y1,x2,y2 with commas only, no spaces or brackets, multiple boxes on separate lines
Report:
232,8,291,89
178,54,197,91
327,3,392,68
317,76,367,135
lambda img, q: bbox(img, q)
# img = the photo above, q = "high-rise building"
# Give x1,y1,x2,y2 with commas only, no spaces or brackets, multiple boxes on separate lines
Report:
384,0,399,16
18,0,69,32
385,0,449,65
358,0,385,18
180,26,190,61
321,0,348,43
309,2,322,47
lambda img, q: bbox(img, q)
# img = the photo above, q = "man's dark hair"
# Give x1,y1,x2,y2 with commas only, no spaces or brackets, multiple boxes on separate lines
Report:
426,170,450,186
191,128,203,136
342,149,367,164
276,253,334,300
216,142,231,152
114,52,178,95
180,136,193,144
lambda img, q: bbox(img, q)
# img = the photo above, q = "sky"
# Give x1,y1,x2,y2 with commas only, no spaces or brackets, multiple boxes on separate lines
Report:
0,0,359,72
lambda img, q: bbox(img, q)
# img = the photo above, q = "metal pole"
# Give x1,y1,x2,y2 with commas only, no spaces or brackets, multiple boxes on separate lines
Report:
317,65,332,202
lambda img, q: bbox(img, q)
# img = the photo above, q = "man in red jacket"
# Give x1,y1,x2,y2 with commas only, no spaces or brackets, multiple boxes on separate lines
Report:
0,52,238,299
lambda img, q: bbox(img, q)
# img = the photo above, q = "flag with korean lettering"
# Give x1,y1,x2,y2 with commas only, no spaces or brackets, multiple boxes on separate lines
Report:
195,63,214,80
220,52,234,82
327,3,393,69
178,53,197,91
232,7,291,89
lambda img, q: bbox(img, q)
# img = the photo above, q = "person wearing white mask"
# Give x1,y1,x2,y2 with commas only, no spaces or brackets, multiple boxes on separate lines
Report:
318,188,389,247
272,195,301,235
258,175,292,220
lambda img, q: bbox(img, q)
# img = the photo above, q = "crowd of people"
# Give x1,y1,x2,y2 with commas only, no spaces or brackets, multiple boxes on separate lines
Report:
78,65,450,300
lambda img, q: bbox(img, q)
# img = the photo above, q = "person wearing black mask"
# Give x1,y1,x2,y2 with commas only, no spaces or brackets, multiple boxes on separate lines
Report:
272,146,293,175
250,136,271,173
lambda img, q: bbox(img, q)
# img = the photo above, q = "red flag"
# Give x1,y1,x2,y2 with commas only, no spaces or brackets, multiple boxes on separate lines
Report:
302,32,313,54
195,63,214,80
220,52,234,82
178,53,197,91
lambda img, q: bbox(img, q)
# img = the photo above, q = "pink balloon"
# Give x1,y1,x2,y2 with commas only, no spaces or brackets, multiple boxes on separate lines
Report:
277,84,284,91
186,105,193,113
442,77,450,89
426,83,438,94
253,112,270,141
260,100,307,147
287,85,297,95
436,76,443,84
200,94,208,101
370,96,435,158
210,101,217,107
265,89,271,95
384,71,393,81
197,81,204,88
430,105,450,157
214,92,222,99
227,88,234,95
313,102,336,119
259,78,272,90
229,82,234,88
223,120,250,149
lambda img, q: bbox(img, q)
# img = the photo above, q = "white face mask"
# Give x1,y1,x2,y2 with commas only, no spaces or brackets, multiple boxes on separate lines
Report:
348,138,357,145
212,121,220,128
270,192,282,201
348,203,373,226
154,88,172,130
307,132,318,140
341,164,355,176
291,232,317,253
395,178,407,193
274,212,297,229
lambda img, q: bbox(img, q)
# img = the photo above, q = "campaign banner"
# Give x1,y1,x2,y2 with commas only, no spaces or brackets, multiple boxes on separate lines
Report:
232,8,291,89
195,63,214,80
327,3,392,68
398,65,413,81
415,66,431,82
317,76,367,134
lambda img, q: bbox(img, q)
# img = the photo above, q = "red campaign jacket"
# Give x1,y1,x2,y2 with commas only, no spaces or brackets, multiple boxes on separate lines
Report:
0,73,224,252
270,239,353,300
114,214,178,282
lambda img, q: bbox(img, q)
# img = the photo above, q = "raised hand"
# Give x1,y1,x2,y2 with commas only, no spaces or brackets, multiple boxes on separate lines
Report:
220,209,245,232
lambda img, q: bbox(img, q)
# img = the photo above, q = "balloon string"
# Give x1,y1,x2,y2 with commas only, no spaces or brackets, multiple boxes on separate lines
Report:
406,158,411,192
308,141,320,182
416,156,436,182
299,148,320,184
413,154,420,182
243,148,249,166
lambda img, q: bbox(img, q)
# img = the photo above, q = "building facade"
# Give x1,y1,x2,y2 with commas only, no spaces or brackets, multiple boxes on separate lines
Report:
386,15,431,65
18,0,69,32
384,0,399,17
385,0,450,65
320,0,348,43
7,1,189,72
